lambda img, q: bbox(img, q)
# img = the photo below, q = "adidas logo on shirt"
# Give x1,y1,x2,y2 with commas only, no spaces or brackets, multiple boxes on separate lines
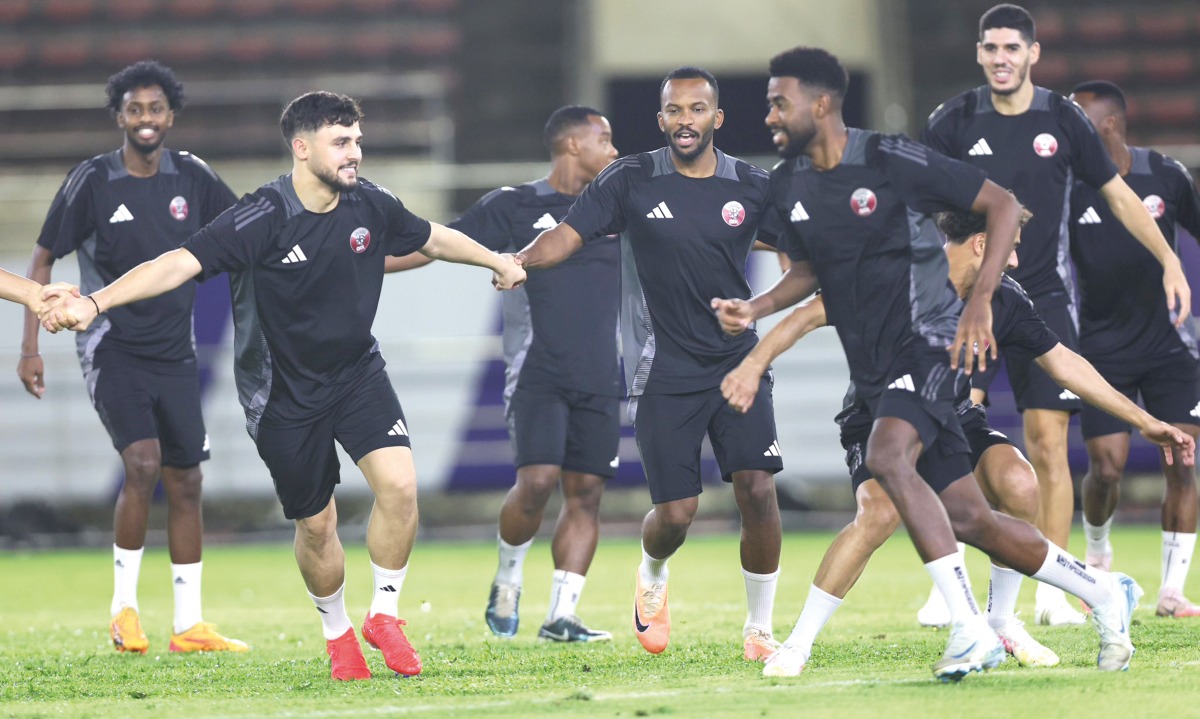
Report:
1191,402,1200,419
387,418,408,437
282,245,308,264
763,440,782,458
968,138,993,156
1077,207,1102,225
790,201,810,222
109,204,134,223
532,213,557,231
888,374,916,392
1059,389,1080,401
646,201,674,219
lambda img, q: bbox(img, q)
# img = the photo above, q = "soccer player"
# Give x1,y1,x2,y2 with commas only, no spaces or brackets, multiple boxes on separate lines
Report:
721,204,1195,676
921,4,1191,626
386,106,621,642
508,67,785,660
713,46,1163,680
1068,81,1200,617
42,91,527,680
16,61,245,654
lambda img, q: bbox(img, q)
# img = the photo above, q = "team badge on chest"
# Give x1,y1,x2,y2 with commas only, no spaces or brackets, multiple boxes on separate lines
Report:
721,200,746,227
850,188,877,217
1143,194,1165,219
169,196,189,220
1032,133,1058,158
350,227,371,253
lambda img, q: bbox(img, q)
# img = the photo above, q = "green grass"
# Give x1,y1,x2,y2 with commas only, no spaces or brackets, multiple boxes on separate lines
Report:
2,527,1198,718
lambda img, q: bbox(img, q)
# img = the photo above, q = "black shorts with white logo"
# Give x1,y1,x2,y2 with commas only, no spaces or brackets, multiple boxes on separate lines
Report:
254,365,410,520
862,342,972,493
958,403,1017,468
507,384,621,478
1081,350,1200,439
89,356,209,468
629,377,782,504
1006,300,1082,413
840,398,971,495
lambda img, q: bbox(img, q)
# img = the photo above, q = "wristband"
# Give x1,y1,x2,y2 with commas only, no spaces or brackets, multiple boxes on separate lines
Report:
87,294,101,315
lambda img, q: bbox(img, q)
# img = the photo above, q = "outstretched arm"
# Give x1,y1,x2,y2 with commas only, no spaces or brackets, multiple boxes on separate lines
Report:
384,252,435,274
0,267,47,310
1037,344,1195,466
420,222,525,289
711,259,820,337
42,248,203,332
722,295,828,413
1099,174,1190,326
951,179,1021,373
514,222,584,271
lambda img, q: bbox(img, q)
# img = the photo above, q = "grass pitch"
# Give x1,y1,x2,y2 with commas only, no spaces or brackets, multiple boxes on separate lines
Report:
2,526,1198,718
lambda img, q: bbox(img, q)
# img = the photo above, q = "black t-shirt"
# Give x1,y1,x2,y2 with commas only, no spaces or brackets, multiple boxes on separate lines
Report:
771,129,983,397
958,274,1060,409
1070,147,1200,362
183,175,431,430
448,179,621,398
563,147,774,396
37,149,237,369
922,86,1118,303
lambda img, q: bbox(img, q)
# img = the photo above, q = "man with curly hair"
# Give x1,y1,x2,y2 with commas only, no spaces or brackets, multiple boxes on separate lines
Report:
17,60,245,654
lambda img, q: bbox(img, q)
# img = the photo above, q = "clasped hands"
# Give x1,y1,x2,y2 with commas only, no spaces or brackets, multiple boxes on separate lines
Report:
31,283,97,333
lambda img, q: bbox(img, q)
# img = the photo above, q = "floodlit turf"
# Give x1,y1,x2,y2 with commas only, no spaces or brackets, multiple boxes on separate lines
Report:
2,526,1198,718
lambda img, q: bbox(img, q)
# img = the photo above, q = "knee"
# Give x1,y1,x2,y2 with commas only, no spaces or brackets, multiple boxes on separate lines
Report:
517,467,561,506
121,450,162,490
1086,451,1125,488
164,466,204,503
561,475,604,516
947,502,996,546
296,507,338,547
994,465,1039,524
734,472,778,516
655,502,696,537
1024,424,1068,461
854,492,901,546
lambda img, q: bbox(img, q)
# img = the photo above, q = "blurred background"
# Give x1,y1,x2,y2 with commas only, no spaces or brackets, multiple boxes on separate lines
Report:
0,0,1197,546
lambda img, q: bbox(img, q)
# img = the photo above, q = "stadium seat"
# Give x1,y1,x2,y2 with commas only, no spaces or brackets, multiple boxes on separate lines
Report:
351,30,397,60
291,0,333,16
43,0,93,23
1078,53,1134,83
1141,94,1198,126
1076,12,1127,43
1141,51,1193,83
1032,54,1071,89
350,0,397,15
0,38,30,71
1133,10,1193,42
38,37,93,68
164,35,218,64
285,34,337,62
107,0,156,21
169,0,219,19
227,33,276,62
406,27,460,58
230,0,276,19
408,0,459,12
1033,9,1064,44
0,0,31,25
102,36,158,67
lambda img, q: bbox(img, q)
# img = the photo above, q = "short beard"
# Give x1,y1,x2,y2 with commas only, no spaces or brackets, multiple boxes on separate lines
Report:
315,164,357,192
664,126,713,163
989,62,1029,97
775,126,815,160
126,131,164,155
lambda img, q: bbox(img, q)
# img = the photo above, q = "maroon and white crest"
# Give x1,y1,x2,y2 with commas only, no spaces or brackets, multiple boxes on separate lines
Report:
1143,194,1165,219
169,196,189,221
850,188,877,217
1032,133,1058,158
721,200,746,227
349,227,371,253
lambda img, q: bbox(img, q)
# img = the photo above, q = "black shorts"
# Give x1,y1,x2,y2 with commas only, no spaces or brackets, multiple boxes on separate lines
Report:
1005,300,1082,413
859,342,972,493
507,384,621,478
840,399,972,495
958,403,1017,468
88,359,209,468
629,378,782,504
1080,350,1200,439
254,366,411,520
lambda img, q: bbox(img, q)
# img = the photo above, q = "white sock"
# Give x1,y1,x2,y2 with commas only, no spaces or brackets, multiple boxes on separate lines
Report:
309,584,354,641
1162,531,1197,592
368,562,407,618
171,562,204,633
1083,516,1114,557
1032,543,1110,609
495,535,532,586
783,583,842,657
986,565,1022,629
639,544,671,585
547,569,586,621
924,549,982,621
1035,580,1070,608
111,545,144,615
742,567,779,635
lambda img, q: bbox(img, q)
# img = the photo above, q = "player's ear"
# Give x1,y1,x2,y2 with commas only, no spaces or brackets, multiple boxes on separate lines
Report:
290,135,308,160
713,108,724,130
972,233,987,257
657,111,666,132
1028,41,1040,65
